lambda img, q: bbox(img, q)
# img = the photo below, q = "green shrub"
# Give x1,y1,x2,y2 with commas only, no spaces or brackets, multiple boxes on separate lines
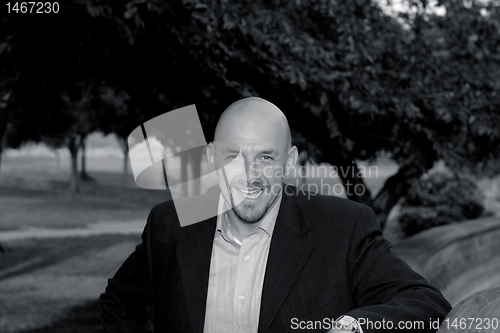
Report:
399,171,484,237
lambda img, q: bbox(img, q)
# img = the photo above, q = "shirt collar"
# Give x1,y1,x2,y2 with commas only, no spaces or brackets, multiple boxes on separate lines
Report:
215,190,282,240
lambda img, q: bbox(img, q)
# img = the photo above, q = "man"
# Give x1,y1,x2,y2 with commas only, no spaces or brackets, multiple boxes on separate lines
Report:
100,97,451,332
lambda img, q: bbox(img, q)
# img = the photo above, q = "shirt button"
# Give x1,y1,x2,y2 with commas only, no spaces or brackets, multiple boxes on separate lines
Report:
244,255,250,261
238,295,245,301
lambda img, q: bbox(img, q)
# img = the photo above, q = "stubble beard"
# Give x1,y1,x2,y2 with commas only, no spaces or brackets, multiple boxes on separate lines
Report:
233,203,268,223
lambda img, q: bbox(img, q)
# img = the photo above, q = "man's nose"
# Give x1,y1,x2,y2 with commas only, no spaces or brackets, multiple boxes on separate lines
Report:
244,159,261,183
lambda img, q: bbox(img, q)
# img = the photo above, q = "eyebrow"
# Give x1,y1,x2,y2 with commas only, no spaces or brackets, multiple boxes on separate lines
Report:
222,148,240,154
260,149,278,155
221,148,278,155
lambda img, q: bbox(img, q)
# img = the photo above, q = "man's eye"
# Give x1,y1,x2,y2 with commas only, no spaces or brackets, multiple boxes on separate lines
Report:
262,155,273,160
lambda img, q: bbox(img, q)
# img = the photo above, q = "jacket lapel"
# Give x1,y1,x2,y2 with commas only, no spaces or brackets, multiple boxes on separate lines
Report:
258,187,314,333
175,191,219,333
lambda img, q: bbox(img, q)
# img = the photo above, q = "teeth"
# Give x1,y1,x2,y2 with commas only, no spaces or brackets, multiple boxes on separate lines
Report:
240,188,260,194
239,188,262,199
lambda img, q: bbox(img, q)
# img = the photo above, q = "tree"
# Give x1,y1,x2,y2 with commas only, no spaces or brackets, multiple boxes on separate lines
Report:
40,84,99,194
97,86,134,174
2,0,499,225
107,0,499,229
0,1,132,191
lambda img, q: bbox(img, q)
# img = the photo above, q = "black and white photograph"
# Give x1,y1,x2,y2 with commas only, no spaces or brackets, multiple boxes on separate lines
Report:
1,0,499,332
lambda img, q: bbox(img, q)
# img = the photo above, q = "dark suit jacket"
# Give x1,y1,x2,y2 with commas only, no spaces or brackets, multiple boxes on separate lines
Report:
100,186,451,332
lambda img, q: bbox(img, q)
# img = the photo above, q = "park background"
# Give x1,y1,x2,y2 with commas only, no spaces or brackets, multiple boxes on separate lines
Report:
1,0,500,332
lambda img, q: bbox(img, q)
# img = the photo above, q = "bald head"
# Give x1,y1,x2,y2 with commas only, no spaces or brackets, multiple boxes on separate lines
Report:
208,97,298,224
207,97,298,223
214,97,291,148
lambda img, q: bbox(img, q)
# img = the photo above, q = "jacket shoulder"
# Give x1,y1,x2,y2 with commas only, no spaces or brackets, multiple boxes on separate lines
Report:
290,185,371,214
285,185,376,229
148,188,220,229
146,199,182,232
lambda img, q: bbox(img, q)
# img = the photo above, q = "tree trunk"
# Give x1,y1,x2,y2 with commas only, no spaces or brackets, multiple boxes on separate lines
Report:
80,136,87,177
68,135,81,194
372,165,422,230
123,146,129,175
117,135,129,174
323,146,419,230
79,134,95,182
333,159,373,207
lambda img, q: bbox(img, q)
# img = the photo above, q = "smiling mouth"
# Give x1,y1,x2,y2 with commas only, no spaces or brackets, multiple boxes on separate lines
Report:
238,187,263,200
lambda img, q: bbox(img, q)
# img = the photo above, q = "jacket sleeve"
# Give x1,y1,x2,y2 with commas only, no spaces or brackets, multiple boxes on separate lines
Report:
99,208,157,333
345,207,452,333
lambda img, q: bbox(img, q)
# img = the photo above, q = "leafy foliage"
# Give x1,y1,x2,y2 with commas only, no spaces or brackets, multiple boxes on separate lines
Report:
399,171,485,237
1,0,499,221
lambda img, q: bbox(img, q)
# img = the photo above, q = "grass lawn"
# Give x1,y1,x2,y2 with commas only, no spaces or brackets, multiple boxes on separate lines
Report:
0,234,140,280
18,300,103,333
0,155,158,332
0,234,140,333
0,156,170,231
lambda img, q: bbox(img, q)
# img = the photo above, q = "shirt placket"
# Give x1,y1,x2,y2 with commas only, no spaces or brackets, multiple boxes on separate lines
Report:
233,231,260,333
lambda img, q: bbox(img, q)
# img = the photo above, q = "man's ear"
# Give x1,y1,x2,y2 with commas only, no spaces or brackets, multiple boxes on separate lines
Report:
285,146,298,178
206,142,216,171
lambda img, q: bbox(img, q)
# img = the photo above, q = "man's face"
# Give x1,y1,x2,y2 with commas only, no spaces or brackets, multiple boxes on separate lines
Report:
209,116,295,223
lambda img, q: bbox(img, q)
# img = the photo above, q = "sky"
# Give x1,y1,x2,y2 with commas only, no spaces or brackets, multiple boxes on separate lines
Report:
376,0,447,17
